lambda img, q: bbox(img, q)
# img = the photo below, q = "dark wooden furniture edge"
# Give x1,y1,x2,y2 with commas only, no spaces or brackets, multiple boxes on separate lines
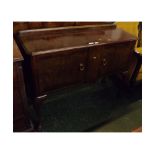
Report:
130,50,142,85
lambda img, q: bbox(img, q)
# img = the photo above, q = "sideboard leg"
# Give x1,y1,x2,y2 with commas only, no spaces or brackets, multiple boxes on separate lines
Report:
30,94,47,131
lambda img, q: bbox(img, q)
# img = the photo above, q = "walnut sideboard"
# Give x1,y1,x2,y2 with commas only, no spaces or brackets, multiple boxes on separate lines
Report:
15,25,137,127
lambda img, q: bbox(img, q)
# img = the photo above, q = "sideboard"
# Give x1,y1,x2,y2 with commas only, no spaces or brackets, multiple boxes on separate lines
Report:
16,26,136,103
15,25,137,129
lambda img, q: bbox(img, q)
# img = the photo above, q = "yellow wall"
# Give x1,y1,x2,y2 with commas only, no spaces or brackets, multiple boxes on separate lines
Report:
116,22,139,37
117,22,141,53
116,22,142,82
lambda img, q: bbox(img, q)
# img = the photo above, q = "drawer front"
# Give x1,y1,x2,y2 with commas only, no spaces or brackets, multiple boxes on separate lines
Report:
35,48,88,93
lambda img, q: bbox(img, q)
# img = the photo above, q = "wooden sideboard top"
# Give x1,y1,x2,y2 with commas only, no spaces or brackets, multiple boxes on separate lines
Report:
13,22,115,33
17,25,137,55
13,39,23,62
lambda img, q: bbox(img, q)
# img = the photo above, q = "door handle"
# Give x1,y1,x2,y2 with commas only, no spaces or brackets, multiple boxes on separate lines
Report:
102,58,107,66
79,63,85,71
92,56,97,60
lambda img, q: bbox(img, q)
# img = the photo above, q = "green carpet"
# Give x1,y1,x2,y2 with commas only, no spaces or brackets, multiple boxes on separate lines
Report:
40,77,142,132
92,99,142,132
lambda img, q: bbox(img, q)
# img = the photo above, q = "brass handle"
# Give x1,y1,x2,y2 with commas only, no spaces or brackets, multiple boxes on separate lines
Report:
102,58,107,66
92,56,97,60
80,63,85,71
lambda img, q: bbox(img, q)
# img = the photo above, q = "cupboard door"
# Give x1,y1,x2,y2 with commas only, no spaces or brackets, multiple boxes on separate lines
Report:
36,48,88,93
100,42,133,75
113,42,133,70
